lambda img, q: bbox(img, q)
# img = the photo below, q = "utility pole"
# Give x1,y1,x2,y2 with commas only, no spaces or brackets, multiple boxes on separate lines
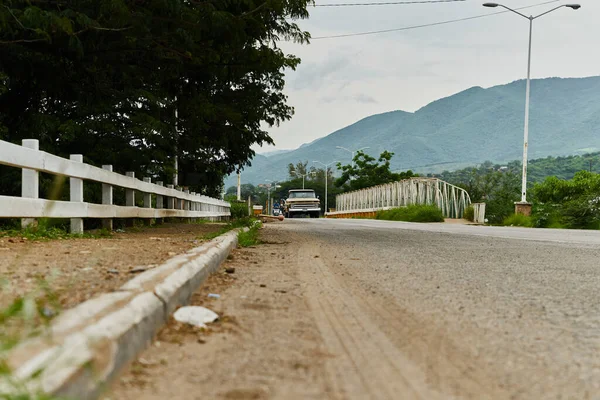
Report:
237,171,241,201
173,96,179,187
313,160,338,216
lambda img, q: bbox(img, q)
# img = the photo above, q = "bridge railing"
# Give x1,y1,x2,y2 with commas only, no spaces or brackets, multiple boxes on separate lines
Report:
0,139,230,233
331,178,471,219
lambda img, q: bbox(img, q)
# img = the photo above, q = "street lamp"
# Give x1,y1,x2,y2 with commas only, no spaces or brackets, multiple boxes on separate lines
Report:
264,179,280,215
291,171,315,189
336,146,370,169
313,160,338,216
482,2,580,213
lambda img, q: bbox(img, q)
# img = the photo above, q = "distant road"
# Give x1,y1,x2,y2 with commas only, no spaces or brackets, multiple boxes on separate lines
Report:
311,217,600,245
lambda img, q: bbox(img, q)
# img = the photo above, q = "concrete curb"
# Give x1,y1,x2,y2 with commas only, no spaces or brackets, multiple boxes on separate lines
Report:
3,229,242,399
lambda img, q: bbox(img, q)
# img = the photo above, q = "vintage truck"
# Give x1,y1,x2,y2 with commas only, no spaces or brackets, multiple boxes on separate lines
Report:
283,189,321,218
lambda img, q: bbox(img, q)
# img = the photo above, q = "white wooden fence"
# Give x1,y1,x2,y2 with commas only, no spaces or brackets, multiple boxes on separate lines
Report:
331,177,471,219
0,139,230,233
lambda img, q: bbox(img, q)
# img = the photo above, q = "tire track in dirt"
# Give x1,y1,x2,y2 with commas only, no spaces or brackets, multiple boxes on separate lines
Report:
298,243,441,400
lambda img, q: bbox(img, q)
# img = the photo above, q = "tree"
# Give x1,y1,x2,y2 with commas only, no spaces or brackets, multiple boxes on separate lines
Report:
0,0,311,196
533,171,600,229
335,151,415,192
288,161,309,179
225,183,258,201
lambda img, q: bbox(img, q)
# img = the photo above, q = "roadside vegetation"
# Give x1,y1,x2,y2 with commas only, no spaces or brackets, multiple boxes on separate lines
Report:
0,219,113,241
463,206,475,222
375,205,444,223
0,277,64,400
238,223,261,247
503,214,533,228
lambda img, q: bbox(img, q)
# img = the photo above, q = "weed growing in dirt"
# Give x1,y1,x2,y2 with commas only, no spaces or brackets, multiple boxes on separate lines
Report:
0,221,113,241
375,205,444,223
0,278,64,399
503,214,533,227
238,225,261,247
199,217,259,241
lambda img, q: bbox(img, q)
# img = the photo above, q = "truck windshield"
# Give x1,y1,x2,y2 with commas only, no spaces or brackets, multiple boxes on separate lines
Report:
288,191,315,199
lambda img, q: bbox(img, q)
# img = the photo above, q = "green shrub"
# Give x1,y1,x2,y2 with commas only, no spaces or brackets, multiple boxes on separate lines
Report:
238,224,261,247
229,201,249,220
503,214,533,227
375,205,444,223
463,205,475,222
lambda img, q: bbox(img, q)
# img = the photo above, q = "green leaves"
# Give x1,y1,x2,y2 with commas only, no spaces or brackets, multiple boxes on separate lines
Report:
0,0,311,195
335,150,417,192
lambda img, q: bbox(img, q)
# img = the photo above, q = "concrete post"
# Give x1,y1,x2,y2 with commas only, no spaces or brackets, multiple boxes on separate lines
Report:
156,181,164,225
21,139,39,229
143,177,152,226
70,154,84,234
167,184,175,210
102,165,113,231
125,172,135,227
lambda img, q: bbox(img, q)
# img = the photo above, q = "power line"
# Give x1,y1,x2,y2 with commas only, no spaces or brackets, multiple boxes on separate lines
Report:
313,0,465,7
311,0,560,39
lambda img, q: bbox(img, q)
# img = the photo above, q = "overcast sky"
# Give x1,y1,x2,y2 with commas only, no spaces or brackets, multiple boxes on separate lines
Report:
257,0,599,152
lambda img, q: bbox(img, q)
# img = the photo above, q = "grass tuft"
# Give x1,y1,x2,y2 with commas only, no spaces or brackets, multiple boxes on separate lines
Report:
375,205,444,223
503,214,533,227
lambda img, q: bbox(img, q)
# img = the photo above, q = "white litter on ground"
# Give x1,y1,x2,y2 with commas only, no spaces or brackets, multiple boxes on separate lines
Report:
173,306,219,328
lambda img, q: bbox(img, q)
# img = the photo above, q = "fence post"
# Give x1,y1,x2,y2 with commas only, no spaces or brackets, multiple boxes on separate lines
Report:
191,192,197,222
156,181,164,225
21,139,39,229
125,171,135,227
70,154,84,234
143,177,152,226
177,187,184,211
167,184,175,211
102,165,113,231
184,190,190,221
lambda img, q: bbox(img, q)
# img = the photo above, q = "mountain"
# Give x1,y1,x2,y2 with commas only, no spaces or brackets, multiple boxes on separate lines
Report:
226,76,600,187
259,149,292,157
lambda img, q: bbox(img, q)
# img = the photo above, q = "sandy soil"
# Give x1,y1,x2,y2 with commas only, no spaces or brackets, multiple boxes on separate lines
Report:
0,223,226,311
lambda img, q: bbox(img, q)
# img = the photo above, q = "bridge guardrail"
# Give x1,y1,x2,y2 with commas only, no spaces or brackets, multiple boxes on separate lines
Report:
333,178,471,219
0,139,230,232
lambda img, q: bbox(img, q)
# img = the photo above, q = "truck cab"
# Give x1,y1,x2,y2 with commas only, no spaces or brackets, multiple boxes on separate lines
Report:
284,189,320,218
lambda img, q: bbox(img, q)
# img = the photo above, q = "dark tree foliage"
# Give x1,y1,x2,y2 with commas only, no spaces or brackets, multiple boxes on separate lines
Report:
0,0,310,197
335,151,416,192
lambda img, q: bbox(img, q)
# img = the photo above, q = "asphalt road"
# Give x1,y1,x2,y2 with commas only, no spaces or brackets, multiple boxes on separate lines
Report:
277,219,600,399
112,219,600,400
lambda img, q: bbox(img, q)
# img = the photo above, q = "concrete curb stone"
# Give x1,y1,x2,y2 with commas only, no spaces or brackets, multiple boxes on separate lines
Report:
2,228,243,399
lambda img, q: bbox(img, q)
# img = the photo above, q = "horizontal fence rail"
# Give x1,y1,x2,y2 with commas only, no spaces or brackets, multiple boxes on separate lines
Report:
331,178,471,219
0,139,230,232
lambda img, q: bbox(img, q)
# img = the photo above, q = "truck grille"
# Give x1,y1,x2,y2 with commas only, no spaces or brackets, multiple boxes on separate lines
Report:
290,203,318,209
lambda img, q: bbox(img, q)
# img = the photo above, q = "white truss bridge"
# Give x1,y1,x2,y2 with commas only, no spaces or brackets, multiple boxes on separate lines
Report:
330,178,472,219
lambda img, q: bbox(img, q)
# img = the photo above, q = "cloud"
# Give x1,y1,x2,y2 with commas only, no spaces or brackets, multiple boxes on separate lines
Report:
257,0,600,152
291,53,351,91
354,93,378,104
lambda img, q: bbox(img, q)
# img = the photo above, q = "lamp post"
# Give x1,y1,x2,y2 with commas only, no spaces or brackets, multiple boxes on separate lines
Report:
264,180,280,215
291,171,315,189
482,2,580,214
336,146,370,169
313,160,338,215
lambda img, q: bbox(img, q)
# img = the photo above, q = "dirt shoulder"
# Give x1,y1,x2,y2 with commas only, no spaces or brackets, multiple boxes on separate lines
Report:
109,228,333,400
109,224,440,400
0,222,226,311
